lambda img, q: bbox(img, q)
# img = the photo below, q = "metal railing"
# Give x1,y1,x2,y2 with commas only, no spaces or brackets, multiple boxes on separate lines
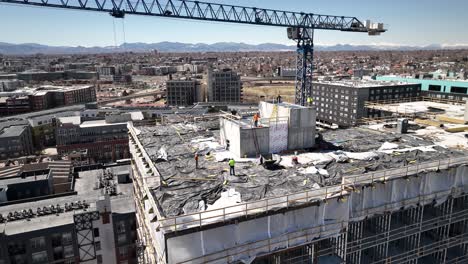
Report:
178,188,467,264
365,96,465,107
157,155,468,233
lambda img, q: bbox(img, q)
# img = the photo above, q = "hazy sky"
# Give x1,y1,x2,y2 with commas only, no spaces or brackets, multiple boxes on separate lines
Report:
0,0,467,47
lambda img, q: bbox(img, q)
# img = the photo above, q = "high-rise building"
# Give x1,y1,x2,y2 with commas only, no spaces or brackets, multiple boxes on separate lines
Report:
207,68,242,103
166,79,202,106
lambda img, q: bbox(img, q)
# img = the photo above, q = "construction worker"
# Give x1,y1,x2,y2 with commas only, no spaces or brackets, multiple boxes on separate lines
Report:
194,153,199,169
307,96,313,106
253,112,260,127
276,95,282,104
229,158,236,176
292,151,299,166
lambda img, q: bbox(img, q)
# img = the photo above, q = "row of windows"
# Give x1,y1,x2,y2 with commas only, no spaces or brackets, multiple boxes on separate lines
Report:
313,86,358,95
370,86,419,94
369,93,421,100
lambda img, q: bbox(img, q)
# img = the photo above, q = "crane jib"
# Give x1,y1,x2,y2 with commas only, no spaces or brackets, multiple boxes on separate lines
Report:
0,0,385,33
0,0,386,106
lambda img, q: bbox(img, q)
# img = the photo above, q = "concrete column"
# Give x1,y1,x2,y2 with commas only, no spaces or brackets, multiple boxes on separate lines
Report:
464,100,468,123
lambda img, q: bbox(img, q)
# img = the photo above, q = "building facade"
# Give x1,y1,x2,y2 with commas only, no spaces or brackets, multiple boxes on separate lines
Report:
0,86,96,117
311,81,421,127
166,79,202,106
376,75,468,95
208,68,242,103
0,122,34,160
56,118,129,163
0,165,137,264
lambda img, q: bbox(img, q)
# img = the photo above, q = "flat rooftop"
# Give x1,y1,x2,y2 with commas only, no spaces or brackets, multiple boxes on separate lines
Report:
135,120,466,217
367,100,465,118
80,119,127,128
0,125,27,138
0,173,49,186
315,80,419,88
0,165,134,235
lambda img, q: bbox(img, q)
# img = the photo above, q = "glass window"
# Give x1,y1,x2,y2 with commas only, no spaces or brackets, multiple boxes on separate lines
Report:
118,234,127,244
94,228,100,237
62,233,73,245
119,246,128,258
95,241,101,251
64,245,74,258
117,221,126,234
30,237,46,250
32,251,48,264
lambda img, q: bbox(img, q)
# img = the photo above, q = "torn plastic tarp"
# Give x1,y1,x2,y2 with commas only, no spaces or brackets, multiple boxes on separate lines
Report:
156,147,167,161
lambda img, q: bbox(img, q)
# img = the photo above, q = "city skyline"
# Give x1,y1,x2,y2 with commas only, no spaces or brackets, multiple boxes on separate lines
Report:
0,0,467,47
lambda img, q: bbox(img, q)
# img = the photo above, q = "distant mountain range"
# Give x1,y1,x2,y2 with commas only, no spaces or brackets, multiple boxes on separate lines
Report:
1,42,467,55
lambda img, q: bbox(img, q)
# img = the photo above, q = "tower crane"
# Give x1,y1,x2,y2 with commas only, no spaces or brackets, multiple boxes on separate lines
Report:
0,0,386,105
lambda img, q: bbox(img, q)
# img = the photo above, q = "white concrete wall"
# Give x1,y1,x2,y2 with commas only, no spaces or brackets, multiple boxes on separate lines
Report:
166,198,349,264
464,101,468,123
219,118,241,158
259,102,316,150
93,196,117,264
288,107,316,150
163,164,468,263
239,127,269,157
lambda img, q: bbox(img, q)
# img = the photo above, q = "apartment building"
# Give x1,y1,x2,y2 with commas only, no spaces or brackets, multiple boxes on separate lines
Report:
311,80,421,127
166,79,202,106
208,68,242,103
56,117,129,162
0,85,96,116
0,121,34,160
0,164,137,264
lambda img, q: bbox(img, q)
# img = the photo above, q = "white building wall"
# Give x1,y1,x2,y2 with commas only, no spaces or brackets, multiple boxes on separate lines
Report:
93,196,117,264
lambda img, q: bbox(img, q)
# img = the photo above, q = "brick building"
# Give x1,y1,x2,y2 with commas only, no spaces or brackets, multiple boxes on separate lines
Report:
0,85,96,116
56,117,129,163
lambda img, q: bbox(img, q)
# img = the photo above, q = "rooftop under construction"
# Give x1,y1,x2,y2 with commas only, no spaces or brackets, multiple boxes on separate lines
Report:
130,99,468,264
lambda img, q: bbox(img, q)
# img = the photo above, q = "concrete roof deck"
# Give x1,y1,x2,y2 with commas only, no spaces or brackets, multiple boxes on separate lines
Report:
136,120,466,218
367,100,465,118
315,80,419,88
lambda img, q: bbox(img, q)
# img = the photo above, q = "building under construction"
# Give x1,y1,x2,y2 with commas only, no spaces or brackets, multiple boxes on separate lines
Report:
129,100,468,264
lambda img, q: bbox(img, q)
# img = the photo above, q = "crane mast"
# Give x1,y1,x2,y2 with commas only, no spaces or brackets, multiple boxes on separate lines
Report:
0,0,386,105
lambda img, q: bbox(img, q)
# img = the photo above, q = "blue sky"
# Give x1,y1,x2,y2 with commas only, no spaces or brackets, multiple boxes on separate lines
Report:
0,0,467,47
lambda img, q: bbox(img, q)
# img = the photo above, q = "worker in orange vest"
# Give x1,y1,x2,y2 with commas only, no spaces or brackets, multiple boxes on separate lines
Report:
253,112,260,127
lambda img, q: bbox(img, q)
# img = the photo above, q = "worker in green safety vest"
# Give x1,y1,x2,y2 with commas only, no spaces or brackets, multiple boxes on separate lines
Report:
229,158,236,176
307,97,313,106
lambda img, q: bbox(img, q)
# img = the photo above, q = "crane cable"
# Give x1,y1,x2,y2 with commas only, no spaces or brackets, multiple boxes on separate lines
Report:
122,0,128,51
112,18,118,48
121,19,126,51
